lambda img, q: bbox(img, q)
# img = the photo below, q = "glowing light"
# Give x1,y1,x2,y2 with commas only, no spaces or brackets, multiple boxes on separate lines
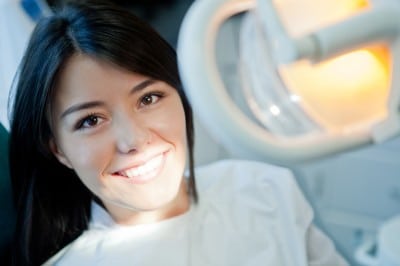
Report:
273,0,391,130
289,94,301,102
274,0,369,37
269,105,281,116
280,46,390,129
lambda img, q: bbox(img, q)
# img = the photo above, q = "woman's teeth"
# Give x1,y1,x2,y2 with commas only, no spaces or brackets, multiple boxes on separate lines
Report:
119,154,163,178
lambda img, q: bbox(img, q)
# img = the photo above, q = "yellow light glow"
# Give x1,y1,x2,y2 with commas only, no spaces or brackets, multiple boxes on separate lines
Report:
280,46,390,130
274,0,391,131
274,0,369,37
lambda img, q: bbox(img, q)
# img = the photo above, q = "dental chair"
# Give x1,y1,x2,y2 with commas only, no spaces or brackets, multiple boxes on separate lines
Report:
0,122,14,263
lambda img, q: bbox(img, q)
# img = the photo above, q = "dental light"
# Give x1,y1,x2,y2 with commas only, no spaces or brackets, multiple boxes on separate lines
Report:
177,0,399,164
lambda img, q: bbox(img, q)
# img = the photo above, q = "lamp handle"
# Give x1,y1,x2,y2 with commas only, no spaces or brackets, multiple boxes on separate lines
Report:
296,7,400,62
256,0,400,63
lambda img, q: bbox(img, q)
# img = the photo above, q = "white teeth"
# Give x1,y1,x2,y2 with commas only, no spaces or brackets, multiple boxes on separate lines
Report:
120,154,163,178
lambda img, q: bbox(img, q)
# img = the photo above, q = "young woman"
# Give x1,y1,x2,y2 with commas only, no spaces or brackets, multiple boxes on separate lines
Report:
9,1,348,265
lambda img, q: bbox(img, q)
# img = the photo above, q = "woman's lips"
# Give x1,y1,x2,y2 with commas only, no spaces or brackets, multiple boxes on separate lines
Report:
113,152,166,184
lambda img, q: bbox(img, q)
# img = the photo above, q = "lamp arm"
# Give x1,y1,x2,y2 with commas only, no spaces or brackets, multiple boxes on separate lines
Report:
294,7,400,62
257,0,400,63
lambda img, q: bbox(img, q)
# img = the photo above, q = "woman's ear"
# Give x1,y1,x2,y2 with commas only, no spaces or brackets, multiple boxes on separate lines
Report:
49,138,73,169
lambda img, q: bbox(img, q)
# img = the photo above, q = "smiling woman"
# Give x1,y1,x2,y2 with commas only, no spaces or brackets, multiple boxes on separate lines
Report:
49,54,189,222
9,1,348,266
9,1,195,264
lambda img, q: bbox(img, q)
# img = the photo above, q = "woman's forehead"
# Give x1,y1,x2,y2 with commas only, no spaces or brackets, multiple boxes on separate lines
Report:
50,57,133,115
56,55,146,95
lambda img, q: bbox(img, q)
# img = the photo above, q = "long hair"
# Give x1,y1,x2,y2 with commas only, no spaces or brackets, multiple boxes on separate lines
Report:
9,2,196,265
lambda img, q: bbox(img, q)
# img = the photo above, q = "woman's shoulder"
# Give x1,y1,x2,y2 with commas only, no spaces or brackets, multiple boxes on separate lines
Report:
193,159,313,224
187,159,317,265
194,159,297,195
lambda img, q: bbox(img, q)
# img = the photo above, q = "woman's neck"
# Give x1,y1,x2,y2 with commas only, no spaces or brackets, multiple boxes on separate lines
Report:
103,179,191,226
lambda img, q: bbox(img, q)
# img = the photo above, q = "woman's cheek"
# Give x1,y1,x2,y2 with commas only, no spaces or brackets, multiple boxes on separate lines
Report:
68,136,112,175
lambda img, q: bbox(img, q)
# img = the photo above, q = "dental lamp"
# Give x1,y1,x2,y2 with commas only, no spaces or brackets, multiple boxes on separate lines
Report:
177,0,400,264
177,0,399,164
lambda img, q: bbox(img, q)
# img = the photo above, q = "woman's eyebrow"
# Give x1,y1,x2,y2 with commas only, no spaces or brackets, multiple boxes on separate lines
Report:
60,101,105,119
130,79,156,95
60,79,156,119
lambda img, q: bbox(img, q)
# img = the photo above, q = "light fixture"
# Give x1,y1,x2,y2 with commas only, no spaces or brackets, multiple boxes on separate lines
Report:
177,0,400,164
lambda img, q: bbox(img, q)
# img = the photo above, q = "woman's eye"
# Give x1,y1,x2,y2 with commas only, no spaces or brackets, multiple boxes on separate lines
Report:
76,115,103,130
140,93,163,107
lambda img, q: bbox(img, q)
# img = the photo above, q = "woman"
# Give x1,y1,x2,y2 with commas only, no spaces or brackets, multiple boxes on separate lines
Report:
9,1,348,265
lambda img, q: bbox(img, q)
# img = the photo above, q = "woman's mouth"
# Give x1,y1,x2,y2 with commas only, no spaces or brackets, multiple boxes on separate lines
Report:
114,153,166,184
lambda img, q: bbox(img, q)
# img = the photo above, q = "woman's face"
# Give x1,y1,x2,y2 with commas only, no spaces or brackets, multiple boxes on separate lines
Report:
50,54,189,224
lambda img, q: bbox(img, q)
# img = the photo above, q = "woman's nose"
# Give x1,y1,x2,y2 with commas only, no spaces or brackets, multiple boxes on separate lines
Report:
114,115,151,154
